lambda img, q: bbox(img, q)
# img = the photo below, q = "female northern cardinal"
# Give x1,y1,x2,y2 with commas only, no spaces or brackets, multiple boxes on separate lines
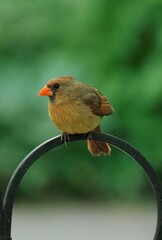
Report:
38,76,114,156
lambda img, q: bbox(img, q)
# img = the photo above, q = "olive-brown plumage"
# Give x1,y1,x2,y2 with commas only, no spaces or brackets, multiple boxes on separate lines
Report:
38,76,114,156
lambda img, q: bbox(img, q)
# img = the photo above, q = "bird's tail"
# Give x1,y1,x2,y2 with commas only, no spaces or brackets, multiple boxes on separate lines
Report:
87,125,111,156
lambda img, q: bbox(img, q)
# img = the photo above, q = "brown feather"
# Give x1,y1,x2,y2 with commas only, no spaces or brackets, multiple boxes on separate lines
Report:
82,87,113,117
87,125,111,156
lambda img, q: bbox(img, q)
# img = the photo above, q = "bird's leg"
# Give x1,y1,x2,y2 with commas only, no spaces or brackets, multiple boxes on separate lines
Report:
61,132,70,145
87,131,94,140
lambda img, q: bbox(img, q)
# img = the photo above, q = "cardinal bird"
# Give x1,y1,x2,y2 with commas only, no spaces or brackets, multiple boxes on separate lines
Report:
38,76,114,156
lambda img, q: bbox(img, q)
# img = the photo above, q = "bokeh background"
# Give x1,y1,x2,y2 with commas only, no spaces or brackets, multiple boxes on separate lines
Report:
0,0,162,206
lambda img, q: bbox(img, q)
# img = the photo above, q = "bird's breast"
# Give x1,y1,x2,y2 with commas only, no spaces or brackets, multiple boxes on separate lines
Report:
48,101,101,134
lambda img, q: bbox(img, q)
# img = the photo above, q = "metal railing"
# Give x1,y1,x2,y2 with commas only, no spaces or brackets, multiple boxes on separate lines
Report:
0,132,162,240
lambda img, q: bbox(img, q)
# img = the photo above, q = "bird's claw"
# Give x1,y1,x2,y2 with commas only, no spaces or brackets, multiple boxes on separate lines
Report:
61,132,70,144
87,131,94,140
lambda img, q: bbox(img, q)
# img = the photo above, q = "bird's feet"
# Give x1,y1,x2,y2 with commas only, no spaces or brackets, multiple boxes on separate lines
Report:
87,131,94,140
61,132,70,145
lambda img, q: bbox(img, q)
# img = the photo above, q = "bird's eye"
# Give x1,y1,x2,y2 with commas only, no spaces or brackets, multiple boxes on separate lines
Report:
53,83,60,89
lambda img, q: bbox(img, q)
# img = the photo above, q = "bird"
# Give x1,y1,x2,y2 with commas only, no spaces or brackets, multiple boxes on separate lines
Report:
38,76,114,156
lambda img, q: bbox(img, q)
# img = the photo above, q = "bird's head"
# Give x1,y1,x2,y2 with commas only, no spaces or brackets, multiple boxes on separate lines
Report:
38,76,75,103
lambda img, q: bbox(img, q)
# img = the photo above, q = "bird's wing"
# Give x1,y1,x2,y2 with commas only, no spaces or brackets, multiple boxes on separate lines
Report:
81,86,114,116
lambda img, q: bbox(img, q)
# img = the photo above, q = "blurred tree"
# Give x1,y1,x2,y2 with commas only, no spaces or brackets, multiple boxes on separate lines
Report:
0,0,161,201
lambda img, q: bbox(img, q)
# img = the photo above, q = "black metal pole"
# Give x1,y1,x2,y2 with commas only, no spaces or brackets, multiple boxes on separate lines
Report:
2,133,162,240
0,187,3,240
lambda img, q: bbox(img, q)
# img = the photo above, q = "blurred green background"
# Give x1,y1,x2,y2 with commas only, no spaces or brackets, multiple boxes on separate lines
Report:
0,0,162,203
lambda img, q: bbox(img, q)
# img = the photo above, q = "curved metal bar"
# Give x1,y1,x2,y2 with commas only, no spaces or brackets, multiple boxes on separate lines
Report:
0,188,3,239
2,133,162,240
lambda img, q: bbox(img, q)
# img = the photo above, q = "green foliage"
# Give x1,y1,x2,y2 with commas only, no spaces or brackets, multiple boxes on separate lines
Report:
0,0,162,201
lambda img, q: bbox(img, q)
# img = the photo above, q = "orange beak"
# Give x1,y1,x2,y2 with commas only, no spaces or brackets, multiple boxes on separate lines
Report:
38,85,53,96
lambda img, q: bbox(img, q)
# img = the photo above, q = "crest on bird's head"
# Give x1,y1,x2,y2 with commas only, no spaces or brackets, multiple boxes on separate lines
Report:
47,76,75,86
